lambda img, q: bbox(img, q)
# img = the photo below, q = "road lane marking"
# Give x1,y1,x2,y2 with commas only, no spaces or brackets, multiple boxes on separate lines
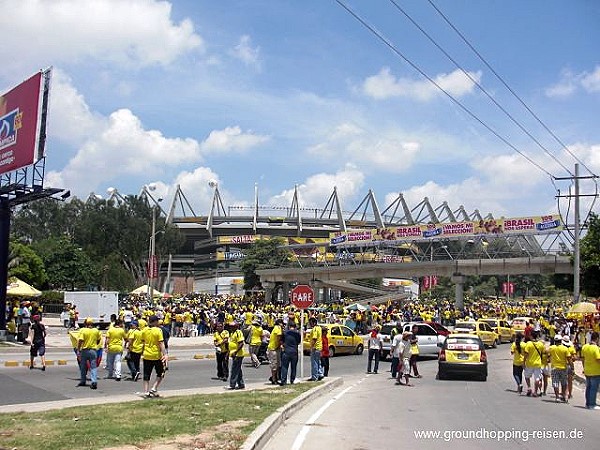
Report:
291,378,363,450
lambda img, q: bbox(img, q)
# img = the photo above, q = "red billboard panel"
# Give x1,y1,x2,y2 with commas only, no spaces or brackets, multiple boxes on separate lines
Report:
0,72,45,176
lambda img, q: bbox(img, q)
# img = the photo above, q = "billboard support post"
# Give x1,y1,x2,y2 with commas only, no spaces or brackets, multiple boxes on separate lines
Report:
0,69,67,337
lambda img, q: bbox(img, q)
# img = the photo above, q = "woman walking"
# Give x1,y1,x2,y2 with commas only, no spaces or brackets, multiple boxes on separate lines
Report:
511,333,525,394
367,325,383,374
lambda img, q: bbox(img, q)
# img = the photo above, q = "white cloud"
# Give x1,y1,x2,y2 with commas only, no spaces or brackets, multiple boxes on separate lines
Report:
581,66,600,93
363,67,482,101
546,65,600,98
269,165,365,208
230,35,261,68
200,126,270,153
307,122,421,173
0,0,203,73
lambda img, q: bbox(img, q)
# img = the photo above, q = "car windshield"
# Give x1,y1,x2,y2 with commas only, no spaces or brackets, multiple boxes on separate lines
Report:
481,319,497,326
455,322,476,330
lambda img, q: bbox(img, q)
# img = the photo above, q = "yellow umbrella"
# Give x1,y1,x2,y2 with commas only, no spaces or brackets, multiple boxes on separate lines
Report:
568,302,598,314
130,285,163,297
6,277,42,297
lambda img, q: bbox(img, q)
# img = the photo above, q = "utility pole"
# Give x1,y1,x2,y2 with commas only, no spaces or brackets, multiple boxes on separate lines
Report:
555,163,599,304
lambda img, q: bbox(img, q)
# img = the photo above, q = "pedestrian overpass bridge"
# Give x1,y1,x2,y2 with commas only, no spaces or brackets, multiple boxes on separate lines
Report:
257,255,572,309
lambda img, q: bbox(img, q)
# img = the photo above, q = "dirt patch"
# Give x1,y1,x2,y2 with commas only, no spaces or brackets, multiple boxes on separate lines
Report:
102,420,252,450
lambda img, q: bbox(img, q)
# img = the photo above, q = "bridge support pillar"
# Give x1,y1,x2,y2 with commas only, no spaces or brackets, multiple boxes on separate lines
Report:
281,282,290,304
451,274,466,311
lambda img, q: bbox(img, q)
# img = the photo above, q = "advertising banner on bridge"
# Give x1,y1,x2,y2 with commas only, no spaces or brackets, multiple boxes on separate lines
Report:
329,215,564,246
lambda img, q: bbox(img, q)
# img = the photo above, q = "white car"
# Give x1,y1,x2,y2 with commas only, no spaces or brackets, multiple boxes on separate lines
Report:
402,322,445,356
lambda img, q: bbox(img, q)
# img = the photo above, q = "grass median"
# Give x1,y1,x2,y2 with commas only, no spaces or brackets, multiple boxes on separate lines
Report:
0,383,316,450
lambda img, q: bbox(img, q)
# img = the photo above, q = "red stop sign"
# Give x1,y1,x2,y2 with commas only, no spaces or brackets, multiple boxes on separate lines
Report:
291,284,315,309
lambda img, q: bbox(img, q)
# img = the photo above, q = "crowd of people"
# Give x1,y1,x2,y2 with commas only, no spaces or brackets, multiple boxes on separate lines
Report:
5,290,599,408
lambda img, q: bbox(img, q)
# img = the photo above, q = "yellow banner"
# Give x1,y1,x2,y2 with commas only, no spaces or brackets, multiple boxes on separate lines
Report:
330,215,563,245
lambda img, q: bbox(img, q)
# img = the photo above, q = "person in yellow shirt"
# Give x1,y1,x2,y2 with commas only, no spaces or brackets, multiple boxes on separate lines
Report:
141,315,168,397
562,335,577,400
76,318,101,390
511,333,526,394
308,317,322,381
267,319,284,384
580,331,600,409
523,331,545,397
105,319,127,381
126,321,143,381
228,321,245,390
213,322,229,381
248,321,263,369
548,335,571,402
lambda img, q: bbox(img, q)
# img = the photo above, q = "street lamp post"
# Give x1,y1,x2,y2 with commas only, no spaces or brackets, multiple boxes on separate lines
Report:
147,204,157,304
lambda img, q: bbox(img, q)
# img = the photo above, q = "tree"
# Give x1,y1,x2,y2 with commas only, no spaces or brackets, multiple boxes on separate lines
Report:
240,238,292,291
7,241,47,287
32,237,95,290
580,212,600,296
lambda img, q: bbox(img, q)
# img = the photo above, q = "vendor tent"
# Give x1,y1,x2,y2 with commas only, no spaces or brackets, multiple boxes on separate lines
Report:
130,285,163,297
6,277,42,297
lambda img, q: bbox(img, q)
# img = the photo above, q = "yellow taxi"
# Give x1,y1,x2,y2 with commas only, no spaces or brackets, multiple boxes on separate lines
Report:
437,333,487,381
303,323,364,357
479,318,514,344
510,317,533,336
453,321,498,348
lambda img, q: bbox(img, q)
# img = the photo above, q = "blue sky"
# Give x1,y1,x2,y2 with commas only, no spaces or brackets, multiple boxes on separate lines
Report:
2,0,599,220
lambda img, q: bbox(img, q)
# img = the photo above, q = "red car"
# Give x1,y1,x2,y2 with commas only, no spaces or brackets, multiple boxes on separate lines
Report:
425,321,450,336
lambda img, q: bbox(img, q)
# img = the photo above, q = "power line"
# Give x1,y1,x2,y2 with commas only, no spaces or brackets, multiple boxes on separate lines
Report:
387,0,573,176
333,0,556,179
425,0,597,178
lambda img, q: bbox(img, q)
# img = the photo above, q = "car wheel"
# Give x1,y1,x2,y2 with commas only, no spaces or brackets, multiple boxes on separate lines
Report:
329,346,336,357
437,371,446,380
479,374,487,382
355,344,364,355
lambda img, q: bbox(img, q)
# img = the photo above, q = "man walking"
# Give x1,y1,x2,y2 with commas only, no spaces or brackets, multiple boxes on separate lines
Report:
581,331,600,410
141,315,168,397
105,319,126,381
308,317,322,381
126,320,142,381
548,334,571,402
280,321,301,385
267,318,283,384
228,321,245,390
523,330,545,397
213,322,229,381
28,315,46,371
77,318,101,390
367,325,383,374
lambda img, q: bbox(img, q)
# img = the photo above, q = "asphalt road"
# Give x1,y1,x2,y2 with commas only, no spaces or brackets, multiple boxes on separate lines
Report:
0,347,366,406
263,347,599,450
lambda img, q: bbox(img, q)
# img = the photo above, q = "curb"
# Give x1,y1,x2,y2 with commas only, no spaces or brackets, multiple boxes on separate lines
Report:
240,377,343,450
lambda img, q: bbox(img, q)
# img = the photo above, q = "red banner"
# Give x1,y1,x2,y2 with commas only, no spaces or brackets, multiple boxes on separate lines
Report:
147,255,158,279
0,72,45,175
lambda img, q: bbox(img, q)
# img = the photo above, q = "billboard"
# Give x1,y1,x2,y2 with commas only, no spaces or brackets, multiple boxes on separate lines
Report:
329,215,564,246
0,71,48,175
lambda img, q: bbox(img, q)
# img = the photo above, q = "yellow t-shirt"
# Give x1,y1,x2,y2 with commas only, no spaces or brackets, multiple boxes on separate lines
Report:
163,312,171,325
524,340,545,368
228,329,245,357
310,326,323,351
138,318,147,330
268,325,283,351
250,325,263,346
96,332,104,350
128,329,143,354
106,327,126,353
245,311,254,325
214,330,229,353
79,327,101,350
548,344,570,370
141,327,164,360
68,329,81,349
581,343,600,376
511,341,525,366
